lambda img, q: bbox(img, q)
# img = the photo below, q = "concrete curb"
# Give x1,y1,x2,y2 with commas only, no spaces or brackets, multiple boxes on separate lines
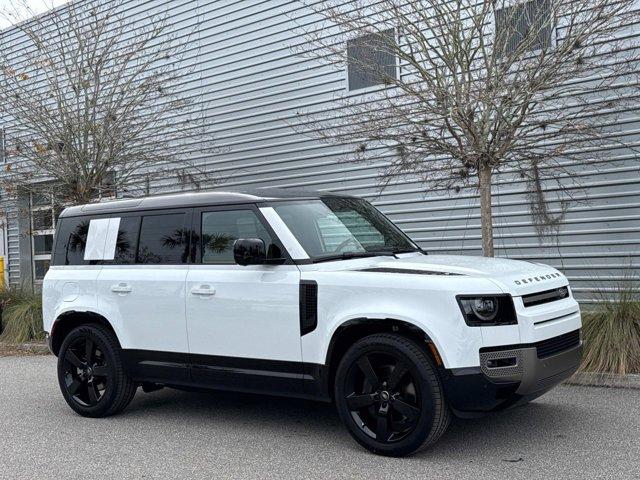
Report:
565,372,640,390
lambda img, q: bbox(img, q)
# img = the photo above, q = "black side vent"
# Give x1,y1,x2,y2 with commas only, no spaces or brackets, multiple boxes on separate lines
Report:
299,280,318,336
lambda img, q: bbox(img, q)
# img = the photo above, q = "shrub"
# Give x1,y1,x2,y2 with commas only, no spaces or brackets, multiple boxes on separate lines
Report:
579,279,640,375
0,285,44,344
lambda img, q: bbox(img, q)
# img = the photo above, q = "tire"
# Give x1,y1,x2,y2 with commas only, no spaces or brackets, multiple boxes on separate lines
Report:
334,333,451,457
57,323,137,418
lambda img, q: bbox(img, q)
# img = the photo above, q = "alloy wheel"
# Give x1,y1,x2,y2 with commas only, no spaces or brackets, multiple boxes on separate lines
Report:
344,351,422,443
62,335,109,407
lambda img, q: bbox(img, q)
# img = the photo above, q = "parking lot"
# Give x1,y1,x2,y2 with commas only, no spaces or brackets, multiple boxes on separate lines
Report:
1,355,638,480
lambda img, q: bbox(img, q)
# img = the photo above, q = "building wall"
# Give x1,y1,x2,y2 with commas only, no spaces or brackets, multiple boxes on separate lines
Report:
0,0,639,300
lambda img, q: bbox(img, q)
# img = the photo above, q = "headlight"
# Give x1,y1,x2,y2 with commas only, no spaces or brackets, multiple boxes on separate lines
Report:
457,295,517,327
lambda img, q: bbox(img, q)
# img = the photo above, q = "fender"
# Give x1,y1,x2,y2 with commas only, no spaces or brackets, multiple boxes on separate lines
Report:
299,274,486,370
49,307,121,356
322,314,447,367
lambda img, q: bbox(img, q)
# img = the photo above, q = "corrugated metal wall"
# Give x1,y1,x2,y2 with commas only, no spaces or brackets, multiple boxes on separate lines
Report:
1,0,639,300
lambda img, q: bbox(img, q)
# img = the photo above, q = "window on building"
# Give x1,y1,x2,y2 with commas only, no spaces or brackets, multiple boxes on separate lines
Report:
347,29,397,91
200,210,276,264
0,128,6,163
136,213,188,264
99,171,117,199
495,0,553,56
30,192,59,281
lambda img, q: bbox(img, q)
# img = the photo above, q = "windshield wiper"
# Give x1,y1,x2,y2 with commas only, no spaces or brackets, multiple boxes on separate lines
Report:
312,251,396,264
369,246,426,255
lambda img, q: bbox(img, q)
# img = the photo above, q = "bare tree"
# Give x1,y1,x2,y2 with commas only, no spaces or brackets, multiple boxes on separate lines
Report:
0,0,217,205
297,0,638,256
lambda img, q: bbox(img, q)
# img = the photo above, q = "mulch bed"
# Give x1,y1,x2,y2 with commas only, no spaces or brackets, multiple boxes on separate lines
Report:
0,341,50,357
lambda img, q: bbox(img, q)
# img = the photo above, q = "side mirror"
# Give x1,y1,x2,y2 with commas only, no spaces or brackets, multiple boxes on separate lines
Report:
233,238,266,266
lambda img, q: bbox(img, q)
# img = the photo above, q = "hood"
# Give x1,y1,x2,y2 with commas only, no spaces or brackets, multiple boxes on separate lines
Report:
348,254,569,296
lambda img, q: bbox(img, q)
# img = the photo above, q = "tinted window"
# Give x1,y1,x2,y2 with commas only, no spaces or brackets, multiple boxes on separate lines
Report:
201,210,276,264
52,216,91,266
137,213,188,264
109,216,141,265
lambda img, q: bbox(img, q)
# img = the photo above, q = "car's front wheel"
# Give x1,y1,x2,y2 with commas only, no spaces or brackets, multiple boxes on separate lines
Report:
57,323,137,417
334,333,450,456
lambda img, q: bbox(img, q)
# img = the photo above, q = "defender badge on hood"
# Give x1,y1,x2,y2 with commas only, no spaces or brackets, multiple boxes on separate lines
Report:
514,272,562,285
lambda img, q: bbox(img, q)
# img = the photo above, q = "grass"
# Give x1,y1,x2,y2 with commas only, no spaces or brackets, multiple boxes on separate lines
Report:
579,280,640,376
0,285,44,344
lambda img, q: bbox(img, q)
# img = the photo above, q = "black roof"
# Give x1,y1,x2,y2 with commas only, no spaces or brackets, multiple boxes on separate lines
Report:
59,188,354,218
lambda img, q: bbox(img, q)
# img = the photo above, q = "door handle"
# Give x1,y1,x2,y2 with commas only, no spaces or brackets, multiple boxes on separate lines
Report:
111,283,132,294
191,286,216,296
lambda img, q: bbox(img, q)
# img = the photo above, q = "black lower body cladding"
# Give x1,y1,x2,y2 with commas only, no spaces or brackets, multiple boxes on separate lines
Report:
442,331,583,416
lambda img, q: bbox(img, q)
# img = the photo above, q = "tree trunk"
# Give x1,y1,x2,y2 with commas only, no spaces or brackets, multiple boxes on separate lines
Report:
478,163,495,257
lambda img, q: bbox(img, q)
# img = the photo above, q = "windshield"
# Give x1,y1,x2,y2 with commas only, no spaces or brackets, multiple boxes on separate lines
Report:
272,197,422,261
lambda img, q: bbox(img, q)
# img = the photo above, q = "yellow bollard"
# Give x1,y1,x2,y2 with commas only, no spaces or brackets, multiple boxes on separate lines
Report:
0,256,4,290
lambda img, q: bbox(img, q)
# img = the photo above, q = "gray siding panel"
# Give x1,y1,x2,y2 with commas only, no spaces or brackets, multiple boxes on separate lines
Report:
0,0,638,300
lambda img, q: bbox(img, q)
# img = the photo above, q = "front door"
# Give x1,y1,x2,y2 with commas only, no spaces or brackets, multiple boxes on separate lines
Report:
186,205,303,395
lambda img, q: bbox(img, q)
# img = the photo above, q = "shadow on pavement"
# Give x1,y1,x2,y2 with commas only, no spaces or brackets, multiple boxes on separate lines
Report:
120,386,586,458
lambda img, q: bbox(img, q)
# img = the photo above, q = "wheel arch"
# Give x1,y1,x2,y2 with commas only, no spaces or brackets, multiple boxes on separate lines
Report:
324,318,443,399
50,311,120,356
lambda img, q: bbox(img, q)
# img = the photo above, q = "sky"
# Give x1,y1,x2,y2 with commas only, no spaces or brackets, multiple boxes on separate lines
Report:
0,0,68,29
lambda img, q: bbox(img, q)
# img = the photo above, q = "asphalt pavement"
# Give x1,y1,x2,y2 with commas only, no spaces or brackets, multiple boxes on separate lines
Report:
0,355,638,480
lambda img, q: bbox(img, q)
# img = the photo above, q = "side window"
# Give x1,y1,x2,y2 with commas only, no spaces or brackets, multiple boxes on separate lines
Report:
201,210,275,264
111,216,141,265
136,213,188,264
52,216,91,266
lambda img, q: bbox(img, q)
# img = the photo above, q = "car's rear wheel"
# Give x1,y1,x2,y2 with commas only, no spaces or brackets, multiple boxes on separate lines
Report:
334,333,450,456
57,323,137,417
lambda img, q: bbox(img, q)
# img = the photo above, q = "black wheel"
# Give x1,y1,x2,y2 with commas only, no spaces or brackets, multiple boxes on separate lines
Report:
57,323,137,417
334,333,451,456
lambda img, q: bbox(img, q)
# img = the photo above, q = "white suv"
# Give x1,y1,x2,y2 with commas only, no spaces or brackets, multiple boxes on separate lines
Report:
43,189,582,456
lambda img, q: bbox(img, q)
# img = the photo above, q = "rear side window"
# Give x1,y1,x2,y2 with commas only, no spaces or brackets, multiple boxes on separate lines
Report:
110,216,141,265
137,213,188,264
52,216,91,266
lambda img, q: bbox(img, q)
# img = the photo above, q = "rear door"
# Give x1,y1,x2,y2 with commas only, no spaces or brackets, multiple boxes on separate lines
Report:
185,204,303,395
96,208,192,383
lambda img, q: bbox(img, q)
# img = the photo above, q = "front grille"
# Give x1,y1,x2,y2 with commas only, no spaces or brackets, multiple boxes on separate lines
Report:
535,330,580,359
522,286,570,307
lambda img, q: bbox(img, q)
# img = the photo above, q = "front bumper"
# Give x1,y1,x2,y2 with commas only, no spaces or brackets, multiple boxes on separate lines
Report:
442,330,582,416
479,333,582,395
